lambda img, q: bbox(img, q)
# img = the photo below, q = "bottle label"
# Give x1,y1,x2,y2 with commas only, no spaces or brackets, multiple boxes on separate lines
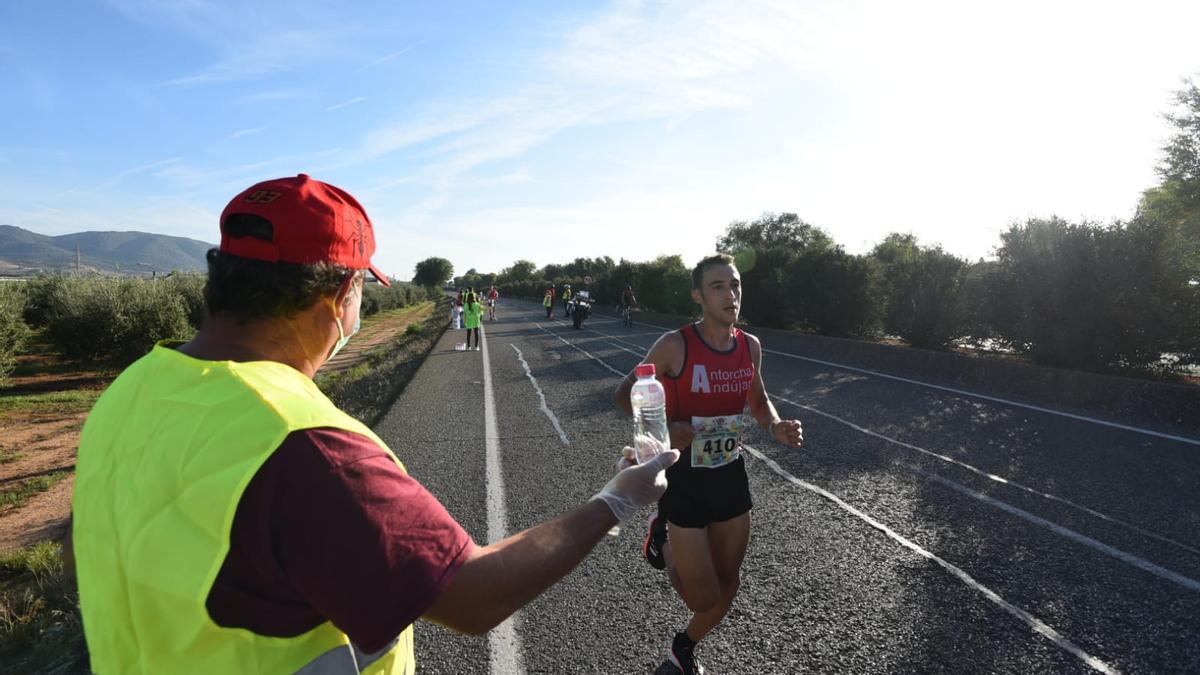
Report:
689,414,744,469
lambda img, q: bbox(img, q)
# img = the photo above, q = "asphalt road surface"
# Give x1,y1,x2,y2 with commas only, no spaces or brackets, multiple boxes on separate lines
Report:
375,298,1200,674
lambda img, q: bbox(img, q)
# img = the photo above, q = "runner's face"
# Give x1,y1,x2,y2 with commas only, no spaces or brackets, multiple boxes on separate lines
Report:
692,264,741,324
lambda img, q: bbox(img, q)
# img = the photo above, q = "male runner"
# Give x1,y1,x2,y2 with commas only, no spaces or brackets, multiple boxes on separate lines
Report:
486,285,499,321
615,254,803,675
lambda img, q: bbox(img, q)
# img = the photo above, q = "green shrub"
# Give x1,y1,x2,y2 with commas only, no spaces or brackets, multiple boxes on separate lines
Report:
405,322,423,336
164,273,207,330
19,275,69,327
362,281,423,316
44,277,193,366
0,284,31,384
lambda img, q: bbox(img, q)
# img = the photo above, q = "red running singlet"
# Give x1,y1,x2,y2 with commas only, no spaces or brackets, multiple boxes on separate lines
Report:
665,323,755,469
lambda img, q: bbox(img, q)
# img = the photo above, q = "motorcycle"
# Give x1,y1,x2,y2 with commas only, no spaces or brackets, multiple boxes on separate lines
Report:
569,291,593,329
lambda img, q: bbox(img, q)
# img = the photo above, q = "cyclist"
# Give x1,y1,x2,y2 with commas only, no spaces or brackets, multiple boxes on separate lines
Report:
614,254,803,675
619,284,638,327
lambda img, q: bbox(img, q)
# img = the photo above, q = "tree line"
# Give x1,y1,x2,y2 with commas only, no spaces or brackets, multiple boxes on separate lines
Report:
0,274,434,384
441,79,1199,378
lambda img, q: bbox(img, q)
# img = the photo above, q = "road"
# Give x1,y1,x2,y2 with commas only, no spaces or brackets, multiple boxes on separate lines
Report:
374,297,1200,674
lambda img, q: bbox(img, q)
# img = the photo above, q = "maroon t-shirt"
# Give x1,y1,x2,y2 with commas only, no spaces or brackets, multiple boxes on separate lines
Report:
206,428,474,653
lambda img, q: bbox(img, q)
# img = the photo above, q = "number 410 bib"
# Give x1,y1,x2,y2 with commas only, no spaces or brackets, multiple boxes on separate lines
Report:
690,414,745,468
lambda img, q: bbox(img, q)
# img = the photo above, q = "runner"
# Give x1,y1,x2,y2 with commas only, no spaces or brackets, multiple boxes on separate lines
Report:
487,285,499,321
614,253,803,675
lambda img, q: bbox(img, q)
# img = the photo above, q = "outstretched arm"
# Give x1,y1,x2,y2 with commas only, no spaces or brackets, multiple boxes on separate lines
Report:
422,449,678,634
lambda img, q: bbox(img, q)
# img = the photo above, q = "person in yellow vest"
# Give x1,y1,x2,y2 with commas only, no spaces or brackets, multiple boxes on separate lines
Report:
543,289,554,318
71,174,679,674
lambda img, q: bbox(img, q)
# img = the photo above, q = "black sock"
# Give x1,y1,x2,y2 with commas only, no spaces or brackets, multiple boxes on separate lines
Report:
674,630,697,651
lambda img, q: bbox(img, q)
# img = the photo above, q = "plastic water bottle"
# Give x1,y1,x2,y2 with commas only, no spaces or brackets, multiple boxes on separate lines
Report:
631,363,669,464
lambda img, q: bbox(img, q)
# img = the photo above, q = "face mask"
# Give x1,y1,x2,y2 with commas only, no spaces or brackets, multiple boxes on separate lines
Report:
328,286,361,360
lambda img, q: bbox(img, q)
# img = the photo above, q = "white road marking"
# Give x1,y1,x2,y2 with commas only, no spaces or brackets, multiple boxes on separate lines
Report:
742,444,1120,675
590,318,1199,447
904,462,1200,594
511,343,570,445
537,324,626,377
588,329,1200,558
539,323,1125,671
773,395,1200,558
480,327,527,675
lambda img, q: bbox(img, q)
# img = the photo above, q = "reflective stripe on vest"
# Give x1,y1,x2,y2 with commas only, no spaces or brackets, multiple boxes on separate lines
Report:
74,343,414,674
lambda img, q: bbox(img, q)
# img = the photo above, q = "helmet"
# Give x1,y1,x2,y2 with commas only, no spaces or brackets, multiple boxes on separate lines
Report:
564,284,571,288
625,284,632,290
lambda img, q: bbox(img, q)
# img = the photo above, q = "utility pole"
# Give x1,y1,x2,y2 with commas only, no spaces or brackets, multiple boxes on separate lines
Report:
75,244,81,275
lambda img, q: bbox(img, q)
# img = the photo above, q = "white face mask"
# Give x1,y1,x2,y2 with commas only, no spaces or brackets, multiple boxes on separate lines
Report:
328,285,360,360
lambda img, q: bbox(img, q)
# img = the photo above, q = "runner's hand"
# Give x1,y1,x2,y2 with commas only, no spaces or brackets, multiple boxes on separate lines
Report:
771,419,803,448
593,448,680,522
668,421,695,450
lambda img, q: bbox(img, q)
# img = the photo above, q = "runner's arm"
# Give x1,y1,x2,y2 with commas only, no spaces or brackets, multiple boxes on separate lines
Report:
613,331,694,449
746,335,803,448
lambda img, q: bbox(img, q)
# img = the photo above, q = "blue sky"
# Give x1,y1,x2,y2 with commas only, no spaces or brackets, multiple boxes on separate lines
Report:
2,0,1198,280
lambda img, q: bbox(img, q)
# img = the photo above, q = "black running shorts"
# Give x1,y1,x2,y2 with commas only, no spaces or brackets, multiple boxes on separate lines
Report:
659,455,752,529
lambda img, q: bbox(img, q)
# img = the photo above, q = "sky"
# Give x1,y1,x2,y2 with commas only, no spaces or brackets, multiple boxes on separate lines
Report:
1,0,1198,281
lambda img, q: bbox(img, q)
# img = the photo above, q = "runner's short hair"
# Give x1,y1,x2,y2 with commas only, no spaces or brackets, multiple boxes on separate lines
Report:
204,248,351,324
692,253,737,289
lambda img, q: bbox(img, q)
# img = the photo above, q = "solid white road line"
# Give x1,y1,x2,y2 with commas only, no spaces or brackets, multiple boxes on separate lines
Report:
904,462,1200,594
589,329,1200,558
597,318,1200,447
774,395,1200,558
481,327,527,675
743,444,1120,675
511,343,570,445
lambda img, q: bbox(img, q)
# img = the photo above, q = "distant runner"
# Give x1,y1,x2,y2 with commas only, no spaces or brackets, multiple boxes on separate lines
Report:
615,254,803,675
486,285,499,321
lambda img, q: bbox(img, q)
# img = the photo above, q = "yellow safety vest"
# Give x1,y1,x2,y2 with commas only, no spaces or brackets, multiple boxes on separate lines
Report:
74,343,414,674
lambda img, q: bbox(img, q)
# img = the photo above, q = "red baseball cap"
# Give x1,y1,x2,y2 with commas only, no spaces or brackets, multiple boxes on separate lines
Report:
219,173,390,286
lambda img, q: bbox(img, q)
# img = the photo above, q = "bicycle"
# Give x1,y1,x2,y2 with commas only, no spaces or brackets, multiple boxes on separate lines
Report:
621,304,636,328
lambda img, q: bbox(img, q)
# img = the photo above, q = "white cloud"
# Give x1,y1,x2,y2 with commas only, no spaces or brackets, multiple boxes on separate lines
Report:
227,127,264,139
327,96,367,111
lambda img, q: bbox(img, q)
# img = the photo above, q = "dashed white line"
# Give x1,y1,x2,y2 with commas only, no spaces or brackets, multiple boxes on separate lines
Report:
481,327,527,675
743,444,1120,675
511,343,570,445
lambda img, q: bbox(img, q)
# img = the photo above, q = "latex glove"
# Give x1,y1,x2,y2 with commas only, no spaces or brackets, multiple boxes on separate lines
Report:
592,448,680,523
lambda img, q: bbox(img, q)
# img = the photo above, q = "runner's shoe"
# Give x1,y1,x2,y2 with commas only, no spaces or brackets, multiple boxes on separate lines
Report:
667,631,705,675
643,512,667,570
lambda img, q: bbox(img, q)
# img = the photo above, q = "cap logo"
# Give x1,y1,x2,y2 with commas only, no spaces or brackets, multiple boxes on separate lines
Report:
355,218,365,256
244,190,282,204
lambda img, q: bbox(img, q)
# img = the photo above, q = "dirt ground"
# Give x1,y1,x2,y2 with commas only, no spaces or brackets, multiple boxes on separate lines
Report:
0,302,437,554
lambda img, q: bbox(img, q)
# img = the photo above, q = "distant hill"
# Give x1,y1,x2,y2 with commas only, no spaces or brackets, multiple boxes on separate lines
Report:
0,225,213,275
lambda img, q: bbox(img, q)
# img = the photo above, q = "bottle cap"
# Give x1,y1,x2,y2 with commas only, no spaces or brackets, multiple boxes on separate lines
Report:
635,363,656,378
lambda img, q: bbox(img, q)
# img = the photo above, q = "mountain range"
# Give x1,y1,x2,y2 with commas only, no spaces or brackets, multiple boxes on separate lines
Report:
0,225,213,276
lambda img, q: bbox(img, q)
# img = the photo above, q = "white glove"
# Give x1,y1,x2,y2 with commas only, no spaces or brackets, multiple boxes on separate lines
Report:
592,448,680,523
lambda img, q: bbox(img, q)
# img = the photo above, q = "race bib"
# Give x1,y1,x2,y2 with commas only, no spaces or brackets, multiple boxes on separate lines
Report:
690,414,744,469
